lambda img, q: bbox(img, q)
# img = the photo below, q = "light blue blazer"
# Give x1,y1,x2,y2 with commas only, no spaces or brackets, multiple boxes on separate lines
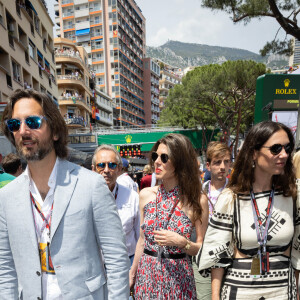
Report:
0,159,130,299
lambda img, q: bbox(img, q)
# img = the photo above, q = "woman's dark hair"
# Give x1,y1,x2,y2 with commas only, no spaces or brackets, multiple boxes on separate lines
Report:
228,121,296,198
151,133,203,223
1,89,68,159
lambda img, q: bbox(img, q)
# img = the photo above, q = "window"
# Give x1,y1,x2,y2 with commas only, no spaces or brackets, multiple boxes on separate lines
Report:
12,60,21,82
34,15,40,34
29,39,36,59
0,2,3,25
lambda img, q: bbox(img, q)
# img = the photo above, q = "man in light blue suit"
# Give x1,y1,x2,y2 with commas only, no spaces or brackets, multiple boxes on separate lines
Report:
0,89,130,299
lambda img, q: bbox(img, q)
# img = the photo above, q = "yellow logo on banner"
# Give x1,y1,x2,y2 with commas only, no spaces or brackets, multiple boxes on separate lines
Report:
125,135,132,143
284,79,290,88
275,79,296,95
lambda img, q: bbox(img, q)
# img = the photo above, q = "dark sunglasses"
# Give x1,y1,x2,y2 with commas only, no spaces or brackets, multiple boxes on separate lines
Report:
5,116,46,132
96,162,118,170
262,143,293,155
151,152,169,163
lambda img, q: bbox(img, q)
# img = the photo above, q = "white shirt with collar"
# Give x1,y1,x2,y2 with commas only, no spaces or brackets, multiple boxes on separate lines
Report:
117,173,138,192
24,158,62,300
112,183,140,256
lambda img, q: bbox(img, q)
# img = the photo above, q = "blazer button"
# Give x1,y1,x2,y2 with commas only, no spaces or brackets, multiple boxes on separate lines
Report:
36,271,41,276
37,297,41,300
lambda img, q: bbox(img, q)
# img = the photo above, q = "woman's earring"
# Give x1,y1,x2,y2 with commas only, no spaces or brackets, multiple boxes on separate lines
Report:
252,161,256,168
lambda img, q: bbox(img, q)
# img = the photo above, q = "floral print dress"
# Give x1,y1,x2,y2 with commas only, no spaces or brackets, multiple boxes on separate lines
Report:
134,185,197,300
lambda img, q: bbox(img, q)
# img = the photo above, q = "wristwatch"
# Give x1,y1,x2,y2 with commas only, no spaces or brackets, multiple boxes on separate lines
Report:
184,238,191,250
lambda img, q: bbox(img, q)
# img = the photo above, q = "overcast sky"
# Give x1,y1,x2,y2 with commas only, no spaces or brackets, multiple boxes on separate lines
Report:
135,0,288,54
47,0,288,54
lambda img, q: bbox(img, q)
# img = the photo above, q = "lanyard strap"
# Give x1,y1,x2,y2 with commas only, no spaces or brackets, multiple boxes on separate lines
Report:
30,192,53,237
250,186,274,252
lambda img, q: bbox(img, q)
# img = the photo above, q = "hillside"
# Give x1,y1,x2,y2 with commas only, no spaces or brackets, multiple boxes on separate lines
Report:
146,40,288,69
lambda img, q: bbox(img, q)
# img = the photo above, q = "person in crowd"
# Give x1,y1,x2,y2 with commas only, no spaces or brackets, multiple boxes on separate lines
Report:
130,133,209,299
198,121,300,300
0,154,15,188
117,158,138,192
203,142,231,217
193,142,231,300
0,89,130,299
140,164,152,190
2,153,23,177
293,147,300,179
92,144,140,265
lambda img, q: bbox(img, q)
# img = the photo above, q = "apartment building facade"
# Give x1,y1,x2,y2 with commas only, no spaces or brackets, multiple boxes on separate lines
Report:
154,59,182,110
55,0,146,127
55,38,113,131
143,57,160,126
0,0,58,117
289,37,300,66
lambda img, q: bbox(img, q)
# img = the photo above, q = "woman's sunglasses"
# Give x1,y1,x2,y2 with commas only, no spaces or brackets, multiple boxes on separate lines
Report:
151,152,169,163
262,143,292,155
5,116,46,132
96,162,118,170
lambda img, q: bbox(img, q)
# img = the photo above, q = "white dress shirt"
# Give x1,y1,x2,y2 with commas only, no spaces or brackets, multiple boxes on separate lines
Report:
117,173,138,192
24,158,63,300
112,183,140,256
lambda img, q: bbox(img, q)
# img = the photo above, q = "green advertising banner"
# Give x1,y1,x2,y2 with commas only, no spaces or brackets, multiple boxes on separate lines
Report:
97,129,219,152
254,74,300,123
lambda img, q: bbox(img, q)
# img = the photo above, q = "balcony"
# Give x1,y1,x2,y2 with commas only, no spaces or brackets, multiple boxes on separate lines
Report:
59,96,92,113
74,0,86,4
75,20,90,31
57,75,88,90
64,116,86,128
75,9,89,18
96,100,113,113
55,50,83,64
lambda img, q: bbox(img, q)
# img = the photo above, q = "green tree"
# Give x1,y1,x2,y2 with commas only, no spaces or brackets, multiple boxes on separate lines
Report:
201,0,300,56
160,60,268,156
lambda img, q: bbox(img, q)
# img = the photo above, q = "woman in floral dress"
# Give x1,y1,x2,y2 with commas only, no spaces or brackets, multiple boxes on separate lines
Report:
129,133,209,299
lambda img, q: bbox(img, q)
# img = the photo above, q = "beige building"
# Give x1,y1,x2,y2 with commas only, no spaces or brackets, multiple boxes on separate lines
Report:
0,0,58,117
55,37,92,132
54,37,113,132
54,0,146,127
154,59,182,110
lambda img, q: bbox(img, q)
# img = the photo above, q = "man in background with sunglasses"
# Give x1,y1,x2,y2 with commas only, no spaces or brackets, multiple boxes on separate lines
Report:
0,89,130,299
92,145,140,265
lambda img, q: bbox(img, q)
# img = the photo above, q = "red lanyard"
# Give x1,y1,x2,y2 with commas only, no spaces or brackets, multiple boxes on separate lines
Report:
30,192,53,235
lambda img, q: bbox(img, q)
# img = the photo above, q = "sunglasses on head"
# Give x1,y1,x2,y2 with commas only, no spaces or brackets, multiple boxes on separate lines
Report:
96,162,118,170
262,143,293,155
5,116,46,132
151,152,169,163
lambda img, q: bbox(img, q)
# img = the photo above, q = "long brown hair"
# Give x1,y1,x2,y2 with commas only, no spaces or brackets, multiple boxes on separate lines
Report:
228,121,296,198
151,133,203,223
1,89,68,159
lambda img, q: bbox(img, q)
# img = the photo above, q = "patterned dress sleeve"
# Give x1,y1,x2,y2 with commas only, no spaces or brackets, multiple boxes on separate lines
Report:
198,188,235,271
291,179,300,270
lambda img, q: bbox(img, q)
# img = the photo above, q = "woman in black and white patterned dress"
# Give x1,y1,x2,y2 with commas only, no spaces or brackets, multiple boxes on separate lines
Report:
198,121,300,300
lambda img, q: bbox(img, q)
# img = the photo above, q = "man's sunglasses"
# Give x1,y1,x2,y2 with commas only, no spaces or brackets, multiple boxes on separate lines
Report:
262,143,293,155
151,152,169,163
5,116,46,132
96,162,118,170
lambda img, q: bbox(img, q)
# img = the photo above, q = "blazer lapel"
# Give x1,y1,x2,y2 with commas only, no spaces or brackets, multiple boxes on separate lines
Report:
51,160,78,239
16,175,39,255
